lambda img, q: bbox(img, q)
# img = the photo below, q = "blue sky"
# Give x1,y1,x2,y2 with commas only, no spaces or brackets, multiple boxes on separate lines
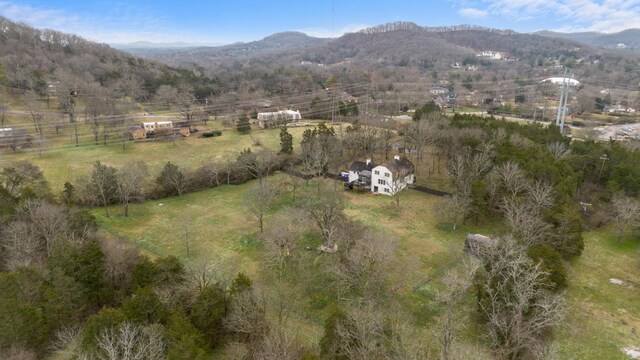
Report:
1,0,639,44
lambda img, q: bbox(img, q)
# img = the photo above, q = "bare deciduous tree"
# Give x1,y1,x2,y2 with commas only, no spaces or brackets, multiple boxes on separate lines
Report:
547,141,571,161
495,161,527,199
95,323,165,360
436,193,471,230
116,161,148,217
333,230,397,300
254,328,299,360
91,161,118,217
476,237,566,359
300,181,345,247
237,149,276,184
436,257,481,360
527,180,555,212
501,200,552,246
244,182,278,234
1,220,40,270
101,241,142,291
200,159,222,187
22,199,68,256
224,289,269,346
262,211,305,276
611,193,640,244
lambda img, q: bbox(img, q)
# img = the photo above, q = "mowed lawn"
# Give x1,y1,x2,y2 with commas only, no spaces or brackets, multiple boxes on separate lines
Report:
0,117,314,191
555,229,640,359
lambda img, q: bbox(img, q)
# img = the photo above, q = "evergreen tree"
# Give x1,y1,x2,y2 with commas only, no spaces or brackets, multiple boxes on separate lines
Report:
279,126,293,154
122,286,168,325
237,114,251,133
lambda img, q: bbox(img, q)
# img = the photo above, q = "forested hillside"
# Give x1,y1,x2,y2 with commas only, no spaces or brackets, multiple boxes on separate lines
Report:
0,16,216,100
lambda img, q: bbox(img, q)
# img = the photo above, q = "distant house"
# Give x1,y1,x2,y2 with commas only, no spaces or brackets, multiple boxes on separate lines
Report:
436,92,458,108
605,104,636,113
477,51,503,60
430,86,448,95
129,125,146,140
177,124,191,137
143,121,173,133
257,110,302,128
370,155,415,196
348,159,375,189
0,128,13,138
340,92,357,103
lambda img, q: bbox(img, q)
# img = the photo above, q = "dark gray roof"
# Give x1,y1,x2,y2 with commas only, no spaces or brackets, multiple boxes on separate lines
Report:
349,160,375,172
378,156,414,176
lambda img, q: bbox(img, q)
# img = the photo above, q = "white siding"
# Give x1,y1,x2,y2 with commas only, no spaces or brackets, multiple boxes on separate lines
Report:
371,165,415,196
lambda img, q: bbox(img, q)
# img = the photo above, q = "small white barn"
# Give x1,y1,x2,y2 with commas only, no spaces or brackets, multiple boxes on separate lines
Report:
0,128,13,138
143,121,173,133
370,156,415,196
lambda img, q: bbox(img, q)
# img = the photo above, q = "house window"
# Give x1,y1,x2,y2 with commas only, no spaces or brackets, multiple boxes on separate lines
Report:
378,179,386,185
384,188,390,193
385,172,390,177
374,170,380,175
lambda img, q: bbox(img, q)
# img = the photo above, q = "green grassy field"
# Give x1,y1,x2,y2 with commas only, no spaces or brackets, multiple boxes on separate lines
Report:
555,229,640,359
0,117,315,191
92,177,640,359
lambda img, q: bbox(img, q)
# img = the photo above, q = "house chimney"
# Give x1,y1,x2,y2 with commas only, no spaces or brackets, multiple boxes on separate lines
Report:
394,155,400,161
366,158,371,165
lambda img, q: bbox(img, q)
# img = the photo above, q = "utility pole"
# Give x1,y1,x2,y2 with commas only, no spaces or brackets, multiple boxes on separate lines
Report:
598,154,609,181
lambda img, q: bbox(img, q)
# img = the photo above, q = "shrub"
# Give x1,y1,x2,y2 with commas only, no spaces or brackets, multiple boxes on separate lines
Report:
527,244,567,291
202,130,221,138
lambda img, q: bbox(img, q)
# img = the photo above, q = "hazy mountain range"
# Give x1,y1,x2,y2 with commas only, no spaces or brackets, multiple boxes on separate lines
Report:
534,29,640,51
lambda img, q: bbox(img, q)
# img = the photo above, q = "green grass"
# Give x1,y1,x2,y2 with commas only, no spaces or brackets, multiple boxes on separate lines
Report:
0,118,314,191
92,177,640,358
92,177,498,350
555,229,640,359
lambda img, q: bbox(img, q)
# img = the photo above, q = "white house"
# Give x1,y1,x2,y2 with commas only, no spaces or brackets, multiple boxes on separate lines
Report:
0,128,13,138
370,156,415,196
477,51,503,60
348,159,375,188
605,105,636,113
143,121,173,133
257,110,301,128
430,86,448,95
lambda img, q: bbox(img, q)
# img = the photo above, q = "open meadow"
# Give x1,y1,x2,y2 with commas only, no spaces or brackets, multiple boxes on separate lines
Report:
92,173,640,359
0,114,315,191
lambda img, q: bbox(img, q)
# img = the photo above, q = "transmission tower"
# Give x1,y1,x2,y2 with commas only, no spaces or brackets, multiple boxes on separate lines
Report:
555,69,573,134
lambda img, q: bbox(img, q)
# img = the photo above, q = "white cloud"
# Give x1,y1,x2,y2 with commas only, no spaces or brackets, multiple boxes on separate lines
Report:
297,24,370,38
458,7,489,18
481,0,640,32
